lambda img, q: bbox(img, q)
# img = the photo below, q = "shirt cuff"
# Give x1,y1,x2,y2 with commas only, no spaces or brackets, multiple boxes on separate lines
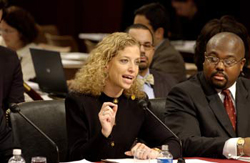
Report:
223,138,239,159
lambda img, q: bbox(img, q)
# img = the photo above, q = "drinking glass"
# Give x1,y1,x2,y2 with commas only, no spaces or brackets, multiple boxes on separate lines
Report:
31,156,47,163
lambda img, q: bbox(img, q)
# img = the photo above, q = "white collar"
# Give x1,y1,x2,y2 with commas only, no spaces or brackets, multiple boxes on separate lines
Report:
218,82,237,100
138,69,150,79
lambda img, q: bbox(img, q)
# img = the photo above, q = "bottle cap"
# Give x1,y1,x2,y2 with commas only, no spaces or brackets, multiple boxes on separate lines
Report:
13,149,22,155
162,145,169,151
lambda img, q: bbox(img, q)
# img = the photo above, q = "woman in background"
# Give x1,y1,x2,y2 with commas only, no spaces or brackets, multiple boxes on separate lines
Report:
66,32,181,161
0,6,38,81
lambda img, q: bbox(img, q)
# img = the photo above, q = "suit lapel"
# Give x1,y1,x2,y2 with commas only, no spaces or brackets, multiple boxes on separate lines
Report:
207,95,236,137
235,78,250,137
198,73,236,137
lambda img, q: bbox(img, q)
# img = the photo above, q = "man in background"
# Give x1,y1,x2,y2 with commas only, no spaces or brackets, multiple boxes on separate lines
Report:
126,24,177,98
171,0,209,40
134,3,186,83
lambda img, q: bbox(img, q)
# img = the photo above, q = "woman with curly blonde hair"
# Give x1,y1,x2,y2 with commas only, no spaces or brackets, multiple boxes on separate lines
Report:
70,32,144,98
66,32,181,162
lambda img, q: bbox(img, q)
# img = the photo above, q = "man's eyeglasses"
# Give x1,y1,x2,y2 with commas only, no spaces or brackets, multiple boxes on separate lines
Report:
205,55,244,67
139,43,153,51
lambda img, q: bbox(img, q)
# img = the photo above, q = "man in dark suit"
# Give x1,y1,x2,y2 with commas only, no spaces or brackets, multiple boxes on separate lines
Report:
0,1,24,111
0,1,23,162
165,32,250,158
0,46,24,111
126,24,177,98
134,3,186,82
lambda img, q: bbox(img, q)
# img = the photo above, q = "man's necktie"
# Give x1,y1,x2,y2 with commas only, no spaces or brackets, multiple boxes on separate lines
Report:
221,89,236,131
138,74,154,86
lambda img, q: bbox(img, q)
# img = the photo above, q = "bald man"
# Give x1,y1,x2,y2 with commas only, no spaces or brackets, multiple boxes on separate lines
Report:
164,32,250,159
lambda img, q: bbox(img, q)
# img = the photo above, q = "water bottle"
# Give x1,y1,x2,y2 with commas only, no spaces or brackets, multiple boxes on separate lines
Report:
8,149,26,163
157,145,173,163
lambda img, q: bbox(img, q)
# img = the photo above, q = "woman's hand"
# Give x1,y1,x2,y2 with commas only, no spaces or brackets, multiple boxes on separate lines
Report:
98,102,118,138
125,143,161,159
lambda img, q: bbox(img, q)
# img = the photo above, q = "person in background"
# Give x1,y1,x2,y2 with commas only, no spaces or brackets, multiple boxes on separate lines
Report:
194,15,250,77
171,0,210,40
126,24,177,99
66,32,181,162
165,32,250,159
0,0,22,162
0,5,24,112
0,6,39,81
134,3,186,83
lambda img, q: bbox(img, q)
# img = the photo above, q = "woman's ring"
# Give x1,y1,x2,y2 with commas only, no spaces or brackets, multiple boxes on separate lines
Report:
102,111,105,116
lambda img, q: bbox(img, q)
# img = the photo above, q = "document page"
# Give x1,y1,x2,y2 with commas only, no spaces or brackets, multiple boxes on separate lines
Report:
60,159,93,163
238,156,250,162
61,158,218,163
105,158,217,163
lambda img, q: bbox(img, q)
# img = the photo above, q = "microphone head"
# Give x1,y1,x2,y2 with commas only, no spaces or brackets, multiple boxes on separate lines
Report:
138,99,148,109
9,103,20,113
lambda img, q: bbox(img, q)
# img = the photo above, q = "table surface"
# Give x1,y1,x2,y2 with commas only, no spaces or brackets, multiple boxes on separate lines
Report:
185,157,248,163
95,157,248,163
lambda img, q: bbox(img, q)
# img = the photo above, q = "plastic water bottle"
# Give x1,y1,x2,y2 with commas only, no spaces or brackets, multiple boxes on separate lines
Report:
157,145,173,163
8,149,26,163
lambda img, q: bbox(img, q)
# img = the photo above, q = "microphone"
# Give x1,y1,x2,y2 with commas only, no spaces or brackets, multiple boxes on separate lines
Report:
138,99,185,163
9,103,60,163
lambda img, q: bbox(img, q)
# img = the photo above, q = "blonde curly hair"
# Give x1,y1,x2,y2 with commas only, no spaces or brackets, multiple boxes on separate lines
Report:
70,32,145,99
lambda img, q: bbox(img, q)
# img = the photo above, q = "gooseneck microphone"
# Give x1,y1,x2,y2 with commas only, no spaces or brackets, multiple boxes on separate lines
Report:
9,103,60,163
138,99,185,163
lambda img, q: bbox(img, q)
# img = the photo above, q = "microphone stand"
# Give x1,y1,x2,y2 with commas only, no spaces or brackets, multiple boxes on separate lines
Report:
10,103,60,163
139,100,185,163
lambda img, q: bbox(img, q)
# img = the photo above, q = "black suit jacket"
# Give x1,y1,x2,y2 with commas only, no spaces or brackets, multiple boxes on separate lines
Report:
0,108,15,163
150,69,177,98
66,93,181,161
151,39,186,82
0,46,24,111
165,72,250,158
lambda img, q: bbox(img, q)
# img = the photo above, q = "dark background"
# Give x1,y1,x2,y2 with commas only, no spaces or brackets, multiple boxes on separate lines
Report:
6,0,250,51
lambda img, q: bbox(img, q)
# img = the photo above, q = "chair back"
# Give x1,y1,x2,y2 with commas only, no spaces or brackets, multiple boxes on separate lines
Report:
35,24,60,44
45,33,79,52
40,25,59,35
84,39,97,53
9,100,67,163
149,98,166,122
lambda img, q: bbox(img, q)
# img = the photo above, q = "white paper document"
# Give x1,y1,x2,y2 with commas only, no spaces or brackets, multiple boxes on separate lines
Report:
60,159,93,163
60,158,218,163
105,158,217,163
238,156,250,162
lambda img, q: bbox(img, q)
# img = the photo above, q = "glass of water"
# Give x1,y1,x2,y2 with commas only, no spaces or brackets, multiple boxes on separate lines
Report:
31,156,47,163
